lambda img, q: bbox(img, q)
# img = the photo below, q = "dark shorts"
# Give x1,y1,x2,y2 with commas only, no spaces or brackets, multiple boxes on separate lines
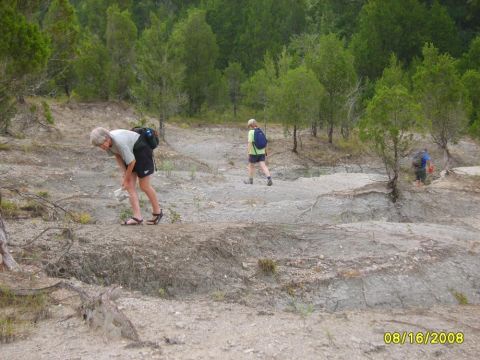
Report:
415,168,426,183
126,138,154,178
248,154,266,163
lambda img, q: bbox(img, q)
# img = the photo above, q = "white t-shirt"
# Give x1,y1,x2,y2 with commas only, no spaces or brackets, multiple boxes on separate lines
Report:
107,129,140,164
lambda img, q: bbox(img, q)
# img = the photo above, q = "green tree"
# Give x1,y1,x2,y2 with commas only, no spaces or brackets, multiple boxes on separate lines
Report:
241,69,270,120
306,0,365,39
224,61,246,118
461,69,480,138
306,33,357,143
268,65,323,152
77,0,110,40
241,53,278,132
237,0,307,74
134,15,186,138
413,44,470,170
43,0,80,97
76,0,132,40
351,0,429,80
106,5,137,100
374,54,409,91
202,0,246,70
0,3,50,132
74,33,110,101
170,8,218,115
359,85,422,201
426,0,461,57
458,35,480,73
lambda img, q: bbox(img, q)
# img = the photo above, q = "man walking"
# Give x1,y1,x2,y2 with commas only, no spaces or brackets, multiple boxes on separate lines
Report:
244,119,272,186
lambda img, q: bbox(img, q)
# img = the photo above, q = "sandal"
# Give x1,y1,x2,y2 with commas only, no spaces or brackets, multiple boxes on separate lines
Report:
122,217,143,225
146,209,163,225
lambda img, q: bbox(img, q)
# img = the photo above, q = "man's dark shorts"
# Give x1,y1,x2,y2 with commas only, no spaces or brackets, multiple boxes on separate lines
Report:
415,167,427,183
126,138,154,178
249,154,266,163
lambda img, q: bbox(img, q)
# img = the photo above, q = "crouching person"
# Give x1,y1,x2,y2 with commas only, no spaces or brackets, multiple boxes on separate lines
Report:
90,127,163,225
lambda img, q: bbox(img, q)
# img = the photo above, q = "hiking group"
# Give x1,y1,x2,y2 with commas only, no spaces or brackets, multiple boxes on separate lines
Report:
90,118,272,225
91,120,435,224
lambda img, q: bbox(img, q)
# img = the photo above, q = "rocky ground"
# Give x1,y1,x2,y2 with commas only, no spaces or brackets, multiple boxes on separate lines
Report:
1,101,480,359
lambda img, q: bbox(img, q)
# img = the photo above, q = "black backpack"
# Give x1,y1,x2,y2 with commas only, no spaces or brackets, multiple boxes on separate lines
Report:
412,150,424,168
131,127,159,150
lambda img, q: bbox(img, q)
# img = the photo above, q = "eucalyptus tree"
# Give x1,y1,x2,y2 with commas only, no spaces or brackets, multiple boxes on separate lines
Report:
413,44,470,170
306,33,356,143
134,15,186,138
268,65,324,153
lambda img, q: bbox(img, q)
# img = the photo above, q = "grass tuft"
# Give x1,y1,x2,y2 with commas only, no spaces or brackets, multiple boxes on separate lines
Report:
258,258,277,274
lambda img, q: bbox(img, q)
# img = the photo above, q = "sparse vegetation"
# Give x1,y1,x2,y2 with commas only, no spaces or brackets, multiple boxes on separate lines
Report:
211,290,225,302
160,160,175,177
189,165,197,180
258,258,277,274
0,143,11,151
158,288,167,298
119,207,133,222
0,200,20,218
0,286,50,343
287,299,314,319
451,290,469,305
42,101,54,124
168,208,181,223
37,191,50,198
71,211,92,224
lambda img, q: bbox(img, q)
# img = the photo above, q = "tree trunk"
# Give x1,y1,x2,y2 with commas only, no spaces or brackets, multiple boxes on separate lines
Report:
328,122,333,144
443,145,451,173
158,111,166,140
341,124,350,139
0,214,20,271
390,148,399,203
64,83,71,98
292,125,297,153
311,120,317,137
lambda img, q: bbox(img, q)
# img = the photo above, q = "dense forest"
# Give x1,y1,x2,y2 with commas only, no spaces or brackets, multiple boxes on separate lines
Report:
1,0,480,156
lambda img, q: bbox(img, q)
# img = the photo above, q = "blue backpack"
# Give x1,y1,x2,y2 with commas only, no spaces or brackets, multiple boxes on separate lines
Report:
253,128,267,150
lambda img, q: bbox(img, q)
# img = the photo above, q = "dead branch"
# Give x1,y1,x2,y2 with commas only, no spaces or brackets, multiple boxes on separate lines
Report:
20,227,73,247
1,187,76,219
0,213,19,271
